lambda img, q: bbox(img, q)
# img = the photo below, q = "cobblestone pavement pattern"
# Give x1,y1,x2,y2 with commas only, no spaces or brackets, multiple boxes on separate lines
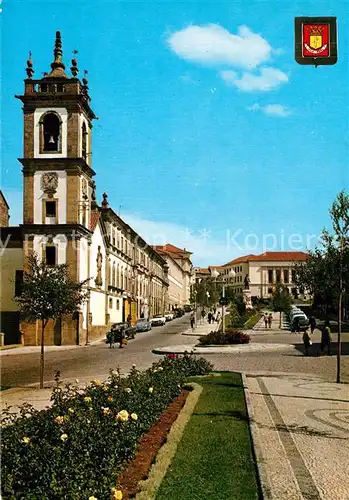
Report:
244,373,349,500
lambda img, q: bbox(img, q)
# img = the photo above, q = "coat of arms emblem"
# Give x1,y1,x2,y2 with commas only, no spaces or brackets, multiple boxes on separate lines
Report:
303,24,329,57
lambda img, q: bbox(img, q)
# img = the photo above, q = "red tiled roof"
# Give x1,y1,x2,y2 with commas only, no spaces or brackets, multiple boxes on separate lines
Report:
223,251,308,266
90,211,100,231
249,251,308,262
195,267,210,274
223,254,255,266
153,243,192,258
209,265,225,270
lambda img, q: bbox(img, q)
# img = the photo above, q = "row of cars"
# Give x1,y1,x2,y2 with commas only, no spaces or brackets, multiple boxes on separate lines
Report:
148,306,193,327
133,305,194,331
288,305,309,332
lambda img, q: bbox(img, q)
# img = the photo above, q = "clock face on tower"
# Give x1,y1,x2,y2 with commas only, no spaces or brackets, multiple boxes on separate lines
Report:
41,172,58,193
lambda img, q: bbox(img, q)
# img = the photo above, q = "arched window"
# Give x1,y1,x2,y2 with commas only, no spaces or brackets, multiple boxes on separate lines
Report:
41,112,61,152
82,122,87,160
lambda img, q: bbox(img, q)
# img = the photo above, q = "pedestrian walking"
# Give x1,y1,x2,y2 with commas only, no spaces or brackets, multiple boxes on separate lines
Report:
201,309,206,325
208,312,212,324
190,313,195,331
264,313,268,329
115,326,126,349
319,320,332,355
268,313,273,329
107,329,115,348
309,316,317,334
302,328,312,356
216,312,221,323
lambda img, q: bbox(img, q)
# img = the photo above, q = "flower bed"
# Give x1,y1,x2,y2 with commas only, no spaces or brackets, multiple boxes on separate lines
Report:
1,354,212,500
198,329,251,346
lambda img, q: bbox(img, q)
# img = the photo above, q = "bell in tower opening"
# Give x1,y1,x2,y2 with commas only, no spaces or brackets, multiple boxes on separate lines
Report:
42,112,61,152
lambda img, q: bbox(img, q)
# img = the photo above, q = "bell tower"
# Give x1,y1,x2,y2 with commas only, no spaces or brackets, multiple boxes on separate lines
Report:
15,32,98,345
16,31,97,240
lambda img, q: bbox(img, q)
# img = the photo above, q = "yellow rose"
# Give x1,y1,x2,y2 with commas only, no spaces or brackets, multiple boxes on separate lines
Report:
111,488,123,500
94,379,101,385
125,388,132,393
54,415,64,424
84,396,92,403
116,410,129,422
68,408,75,414
89,497,98,500
60,433,68,442
22,436,30,444
130,413,138,421
158,367,163,371
148,387,153,394
102,407,111,415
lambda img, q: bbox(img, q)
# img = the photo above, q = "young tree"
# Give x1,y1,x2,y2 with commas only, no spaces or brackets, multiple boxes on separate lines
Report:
270,285,292,328
15,253,89,388
329,191,349,383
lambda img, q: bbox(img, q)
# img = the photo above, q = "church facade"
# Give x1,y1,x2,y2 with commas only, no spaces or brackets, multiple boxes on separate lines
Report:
0,32,169,346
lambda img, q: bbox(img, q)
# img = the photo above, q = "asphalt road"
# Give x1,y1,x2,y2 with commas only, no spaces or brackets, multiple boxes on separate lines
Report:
1,314,194,388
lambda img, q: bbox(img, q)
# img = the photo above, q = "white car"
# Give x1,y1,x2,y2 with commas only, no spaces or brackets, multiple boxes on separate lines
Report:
151,315,166,326
165,312,174,321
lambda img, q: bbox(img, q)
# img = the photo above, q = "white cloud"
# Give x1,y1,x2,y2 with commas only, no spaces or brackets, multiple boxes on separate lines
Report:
122,213,235,267
248,103,291,117
168,24,273,70
220,67,288,91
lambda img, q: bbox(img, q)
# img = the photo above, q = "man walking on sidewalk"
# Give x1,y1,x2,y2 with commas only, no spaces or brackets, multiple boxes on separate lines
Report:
190,313,195,332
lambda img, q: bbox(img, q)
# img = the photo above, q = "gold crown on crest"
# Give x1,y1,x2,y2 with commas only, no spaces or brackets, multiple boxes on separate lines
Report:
308,25,324,35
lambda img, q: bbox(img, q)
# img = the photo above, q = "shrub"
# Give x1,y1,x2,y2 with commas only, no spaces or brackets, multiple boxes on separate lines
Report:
1,355,212,499
199,330,251,346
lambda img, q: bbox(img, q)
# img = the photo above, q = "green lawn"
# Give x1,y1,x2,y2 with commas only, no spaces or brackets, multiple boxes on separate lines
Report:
155,372,259,500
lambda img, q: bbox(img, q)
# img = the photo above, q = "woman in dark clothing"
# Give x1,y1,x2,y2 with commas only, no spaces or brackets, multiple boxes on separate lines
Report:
320,320,332,355
310,316,317,334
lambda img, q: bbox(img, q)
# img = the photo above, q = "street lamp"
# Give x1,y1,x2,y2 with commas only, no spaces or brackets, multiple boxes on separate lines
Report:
210,269,236,333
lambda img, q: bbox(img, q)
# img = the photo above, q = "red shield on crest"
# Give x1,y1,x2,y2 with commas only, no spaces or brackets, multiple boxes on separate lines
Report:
295,17,337,66
302,24,330,57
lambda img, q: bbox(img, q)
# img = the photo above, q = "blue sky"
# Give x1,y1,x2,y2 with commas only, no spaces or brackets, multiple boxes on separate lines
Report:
1,0,348,266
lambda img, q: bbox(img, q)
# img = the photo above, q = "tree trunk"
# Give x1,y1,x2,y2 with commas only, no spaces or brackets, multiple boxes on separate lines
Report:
40,319,45,389
337,239,344,384
279,311,282,329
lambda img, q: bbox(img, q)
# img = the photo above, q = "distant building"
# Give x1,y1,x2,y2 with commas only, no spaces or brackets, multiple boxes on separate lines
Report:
153,244,194,309
221,251,308,298
193,267,210,283
0,190,10,226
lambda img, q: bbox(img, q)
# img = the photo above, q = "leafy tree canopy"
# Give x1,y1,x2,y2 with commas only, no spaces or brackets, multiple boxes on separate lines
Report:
15,253,89,324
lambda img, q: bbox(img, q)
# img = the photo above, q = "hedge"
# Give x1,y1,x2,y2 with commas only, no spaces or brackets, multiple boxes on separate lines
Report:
1,354,213,500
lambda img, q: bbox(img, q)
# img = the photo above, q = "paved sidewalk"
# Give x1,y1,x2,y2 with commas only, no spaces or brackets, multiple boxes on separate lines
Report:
243,372,349,500
0,339,102,357
253,310,286,333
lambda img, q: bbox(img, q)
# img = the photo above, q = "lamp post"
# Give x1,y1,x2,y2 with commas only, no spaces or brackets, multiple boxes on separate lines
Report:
210,269,236,333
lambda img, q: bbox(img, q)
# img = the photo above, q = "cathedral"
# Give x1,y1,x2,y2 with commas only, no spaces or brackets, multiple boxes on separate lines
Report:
0,32,189,346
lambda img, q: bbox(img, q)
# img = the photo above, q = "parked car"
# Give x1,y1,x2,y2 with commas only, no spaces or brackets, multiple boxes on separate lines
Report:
112,322,136,340
173,308,184,318
290,314,309,332
165,312,174,321
150,314,166,326
183,305,193,312
135,318,152,332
